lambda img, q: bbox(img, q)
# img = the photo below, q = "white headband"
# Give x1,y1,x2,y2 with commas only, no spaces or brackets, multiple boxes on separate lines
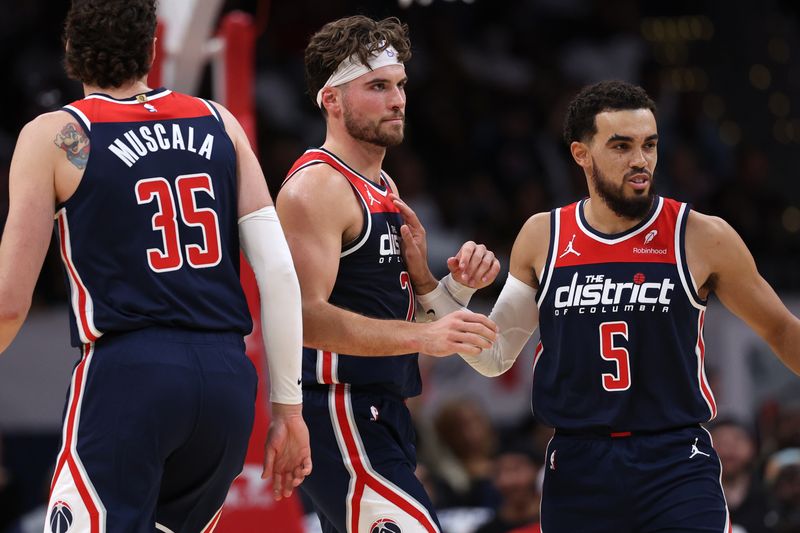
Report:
315,44,402,108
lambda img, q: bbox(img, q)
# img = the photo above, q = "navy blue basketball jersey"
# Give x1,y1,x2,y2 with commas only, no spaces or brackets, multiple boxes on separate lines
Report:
58,88,251,346
534,196,716,431
283,148,421,398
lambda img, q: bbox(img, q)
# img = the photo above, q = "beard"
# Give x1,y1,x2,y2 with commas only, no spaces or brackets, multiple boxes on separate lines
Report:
590,161,656,220
342,102,405,147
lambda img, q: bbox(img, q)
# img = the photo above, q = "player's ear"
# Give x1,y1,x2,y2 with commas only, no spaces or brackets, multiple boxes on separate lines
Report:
570,141,591,168
321,87,341,117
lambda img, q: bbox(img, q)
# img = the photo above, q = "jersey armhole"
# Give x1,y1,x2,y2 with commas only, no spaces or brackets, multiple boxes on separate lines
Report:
199,98,224,127
676,204,707,308
535,208,559,306
62,106,92,138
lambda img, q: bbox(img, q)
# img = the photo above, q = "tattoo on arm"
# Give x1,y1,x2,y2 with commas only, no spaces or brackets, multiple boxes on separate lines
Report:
54,122,90,170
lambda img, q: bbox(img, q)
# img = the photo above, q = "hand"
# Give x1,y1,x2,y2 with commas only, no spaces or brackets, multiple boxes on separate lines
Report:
391,194,437,294
418,310,498,356
447,241,501,290
262,403,313,500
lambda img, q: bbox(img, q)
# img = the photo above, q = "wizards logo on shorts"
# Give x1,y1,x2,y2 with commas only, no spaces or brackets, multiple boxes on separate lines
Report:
49,500,73,533
371,518,402,533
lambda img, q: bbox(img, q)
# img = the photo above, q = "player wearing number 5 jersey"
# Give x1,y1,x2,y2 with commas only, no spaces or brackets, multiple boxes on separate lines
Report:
277,16,499,533
0,1,311,532
455,81,800,532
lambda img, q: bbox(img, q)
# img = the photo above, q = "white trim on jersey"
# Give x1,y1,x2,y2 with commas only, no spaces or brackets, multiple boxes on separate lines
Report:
340,190,372,258
316,349,339,384
328,385,440,533
198,98,222,122
695,310,717,419
155,523,177,533
57,208,103,343
674,203,706,310
309,149,390,197
85,89,173,104
64,105,93,132
536,207,561,307
575,196,664,245
199,506,224,533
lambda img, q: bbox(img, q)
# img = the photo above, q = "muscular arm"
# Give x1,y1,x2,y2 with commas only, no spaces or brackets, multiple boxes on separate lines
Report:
688,211,800,375
458,213,548,376
276,166,496,357
0,115,61,353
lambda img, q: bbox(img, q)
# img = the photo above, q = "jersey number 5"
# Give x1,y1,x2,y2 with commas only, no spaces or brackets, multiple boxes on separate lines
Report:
599,321,631,391
135,174,222,273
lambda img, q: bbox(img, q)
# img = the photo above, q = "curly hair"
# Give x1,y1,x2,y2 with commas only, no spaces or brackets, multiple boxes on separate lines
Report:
304,15,411,111
563,80,657,145
64,0,157,88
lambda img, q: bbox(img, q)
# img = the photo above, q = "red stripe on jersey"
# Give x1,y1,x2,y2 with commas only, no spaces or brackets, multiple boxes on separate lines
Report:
321,351,334,384
555,199,680,267
284,150,400,215
68,92,213,124
696,310,717,419
57,212,98,343
333,385,438,533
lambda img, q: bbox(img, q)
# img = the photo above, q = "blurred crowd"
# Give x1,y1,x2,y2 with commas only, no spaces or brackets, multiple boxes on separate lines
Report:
1,0,800,532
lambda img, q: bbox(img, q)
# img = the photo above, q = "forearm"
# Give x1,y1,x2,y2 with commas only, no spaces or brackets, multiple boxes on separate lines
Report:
768,315,800,376
240,207,303,404
303,300,425,356
458,274,538,376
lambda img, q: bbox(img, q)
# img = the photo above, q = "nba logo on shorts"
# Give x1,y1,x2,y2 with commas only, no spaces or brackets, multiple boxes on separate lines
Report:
49,500,73,533
371,518,402,533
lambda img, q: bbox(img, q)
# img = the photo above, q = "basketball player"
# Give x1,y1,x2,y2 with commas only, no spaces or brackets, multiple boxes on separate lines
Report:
0,1,311,531
277,15,500,533
454,81,800,532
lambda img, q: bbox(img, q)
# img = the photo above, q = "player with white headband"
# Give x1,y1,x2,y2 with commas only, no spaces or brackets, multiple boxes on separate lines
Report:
277,15,500,533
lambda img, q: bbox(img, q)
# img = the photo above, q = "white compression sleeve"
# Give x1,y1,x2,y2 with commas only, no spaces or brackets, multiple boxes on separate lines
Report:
239,206,302,404
415,274,477,322
458,274,539,377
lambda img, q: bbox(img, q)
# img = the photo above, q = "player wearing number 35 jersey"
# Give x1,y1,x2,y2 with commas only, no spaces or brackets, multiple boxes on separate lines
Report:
0,1,311,532
457,81,800,532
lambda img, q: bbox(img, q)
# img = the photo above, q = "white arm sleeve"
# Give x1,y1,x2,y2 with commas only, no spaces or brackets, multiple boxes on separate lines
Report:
239,206,302,404
458,274,539,377
414,274,477,322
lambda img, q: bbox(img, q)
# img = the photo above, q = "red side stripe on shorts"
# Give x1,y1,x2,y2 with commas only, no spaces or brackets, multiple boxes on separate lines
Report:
322,351,333,384
49,343,102,532
201,507,223,533
333,385,438,533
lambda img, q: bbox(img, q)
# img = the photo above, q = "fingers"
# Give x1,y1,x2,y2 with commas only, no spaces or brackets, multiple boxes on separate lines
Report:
390,195,422,229
262,445,276,480
399,224,421,257
451,242,500,287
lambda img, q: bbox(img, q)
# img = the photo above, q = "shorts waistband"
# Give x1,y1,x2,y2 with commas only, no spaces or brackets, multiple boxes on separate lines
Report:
91,326,246,347
555,423,701,439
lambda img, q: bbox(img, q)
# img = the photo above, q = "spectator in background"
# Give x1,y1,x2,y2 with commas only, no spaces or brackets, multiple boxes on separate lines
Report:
429,398,501,509
710,419,776,533
764,448,800,533
474,443,542,533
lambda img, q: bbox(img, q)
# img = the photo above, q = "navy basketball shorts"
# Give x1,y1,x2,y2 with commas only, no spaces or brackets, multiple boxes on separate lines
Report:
45,327,257,533
300,384,441,533
541,425,731,533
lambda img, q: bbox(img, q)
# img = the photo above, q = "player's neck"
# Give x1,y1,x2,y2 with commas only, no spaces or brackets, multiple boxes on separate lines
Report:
583,196,645,234
322,135,386,184
82,77,152,100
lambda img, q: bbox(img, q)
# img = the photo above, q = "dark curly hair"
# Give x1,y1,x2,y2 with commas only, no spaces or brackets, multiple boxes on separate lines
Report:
304,15,411,112
64,0,157,88
563,80,656,145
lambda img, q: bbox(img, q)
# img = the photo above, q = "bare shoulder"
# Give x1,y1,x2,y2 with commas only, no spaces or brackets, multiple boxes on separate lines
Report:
277,162,358,224
685,210,743,260
205,100,246,142
510,211,551,287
